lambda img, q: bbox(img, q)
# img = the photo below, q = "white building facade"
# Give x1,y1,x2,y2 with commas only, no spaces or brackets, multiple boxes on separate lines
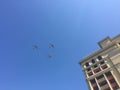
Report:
79,34,120,90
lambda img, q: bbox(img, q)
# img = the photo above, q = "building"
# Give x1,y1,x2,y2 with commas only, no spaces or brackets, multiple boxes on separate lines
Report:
79,34,120,90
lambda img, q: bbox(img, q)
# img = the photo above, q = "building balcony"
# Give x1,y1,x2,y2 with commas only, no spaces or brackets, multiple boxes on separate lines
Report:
100,84,109,90
111,82,119,88
107,76,114,80
101,64,108,69
97,77,106,83
88,71,93,76
92,83,97,87
94,68,101,73
104,87,110,90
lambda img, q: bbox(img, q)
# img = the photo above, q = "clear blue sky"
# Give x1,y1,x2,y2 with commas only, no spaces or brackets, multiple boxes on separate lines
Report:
0,0,120,90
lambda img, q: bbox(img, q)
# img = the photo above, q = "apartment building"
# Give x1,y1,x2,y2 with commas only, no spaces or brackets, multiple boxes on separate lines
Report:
79,34,120,90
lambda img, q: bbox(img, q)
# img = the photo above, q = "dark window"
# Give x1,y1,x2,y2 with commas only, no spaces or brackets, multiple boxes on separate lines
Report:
88,72,93,76
92,59,95,64
85,62,89,67
113,86,119,90
98,56,102,60
94,68,101,73
97,75,104,80
87,68,91,71
104,87,110,90
100,61,105,65
90,79,96,84
109,79,116,83
93,86,99,90
101,64,108,69
99,81,107,87
94,64,98,68
105,72,112,77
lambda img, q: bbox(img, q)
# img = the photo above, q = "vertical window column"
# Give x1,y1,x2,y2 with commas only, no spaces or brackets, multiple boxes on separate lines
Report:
103,73,113,90
111,71,120,89
95,78,101,90
86,67,94,77
88,80,94,90
105,71,119,90
90,78,100,90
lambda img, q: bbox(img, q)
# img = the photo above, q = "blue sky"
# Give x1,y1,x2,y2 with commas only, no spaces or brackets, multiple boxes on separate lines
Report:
0,0,120,90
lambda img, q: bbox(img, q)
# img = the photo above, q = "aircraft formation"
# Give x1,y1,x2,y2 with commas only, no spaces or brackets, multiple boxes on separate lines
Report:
33,43,55,59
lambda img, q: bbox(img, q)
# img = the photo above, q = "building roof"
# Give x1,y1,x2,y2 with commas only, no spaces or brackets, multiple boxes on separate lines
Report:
78,34,120,65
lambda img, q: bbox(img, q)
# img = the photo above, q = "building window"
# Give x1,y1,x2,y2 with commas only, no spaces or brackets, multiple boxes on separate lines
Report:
105,72,119,90
100,61,105,65
87,68,91,71
93,86,99,90
101,64,108,69
94,68,101,73
97,75,104,80
99,80,107,87
90,79,96,84
105,72,114,80
104,87,110,90
109,79,116,83
90,79,99,90
91,59,95,64
105,72,112,77
98,56,102,60
113,86,119,90
94,64,98,68
85,62,89,67
88,71,93,76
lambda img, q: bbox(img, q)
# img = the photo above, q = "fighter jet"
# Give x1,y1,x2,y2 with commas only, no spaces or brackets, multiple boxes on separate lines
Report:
49,43,55,48
33,43,39,49
48,54,52,58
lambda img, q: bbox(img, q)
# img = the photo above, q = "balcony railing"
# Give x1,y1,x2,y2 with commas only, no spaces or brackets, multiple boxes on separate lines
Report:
94,68,101,73
101,64,108,69
88,71,93,76
100,84,109,90
97,77,106,83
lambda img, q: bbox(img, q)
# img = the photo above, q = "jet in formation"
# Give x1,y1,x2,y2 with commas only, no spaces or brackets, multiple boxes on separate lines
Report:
33,43,55,59
33,44,39,49
49,43,55,48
